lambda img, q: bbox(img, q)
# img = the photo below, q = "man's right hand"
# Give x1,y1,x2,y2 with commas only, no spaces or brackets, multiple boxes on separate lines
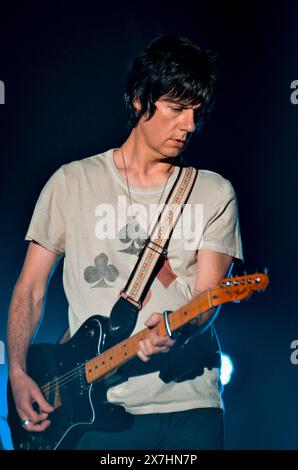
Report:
10,369,54,432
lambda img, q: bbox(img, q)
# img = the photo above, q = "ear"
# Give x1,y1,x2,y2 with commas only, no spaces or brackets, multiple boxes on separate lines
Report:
133,98,142,112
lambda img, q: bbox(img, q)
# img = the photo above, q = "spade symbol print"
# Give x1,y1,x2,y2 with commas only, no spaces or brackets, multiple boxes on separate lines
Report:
118,220,148,256
84,253,119,288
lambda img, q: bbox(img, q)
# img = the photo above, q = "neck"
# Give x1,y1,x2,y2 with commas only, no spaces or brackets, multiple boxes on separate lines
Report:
114,130,178,181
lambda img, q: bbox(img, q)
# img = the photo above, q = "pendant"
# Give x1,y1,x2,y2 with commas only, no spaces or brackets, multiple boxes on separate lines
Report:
118,218,148,256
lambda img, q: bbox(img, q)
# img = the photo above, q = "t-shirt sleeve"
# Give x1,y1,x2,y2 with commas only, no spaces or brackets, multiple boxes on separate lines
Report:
198,178,244,262
25,167,66,255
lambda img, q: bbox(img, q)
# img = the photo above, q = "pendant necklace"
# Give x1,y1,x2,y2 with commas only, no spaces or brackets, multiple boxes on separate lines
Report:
120,146,173,254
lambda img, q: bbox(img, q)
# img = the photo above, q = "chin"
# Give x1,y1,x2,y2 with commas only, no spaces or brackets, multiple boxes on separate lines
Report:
161,146,182,158
159,152,181,162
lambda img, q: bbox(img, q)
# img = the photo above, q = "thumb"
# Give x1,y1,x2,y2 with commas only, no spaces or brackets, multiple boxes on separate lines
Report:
32,389,54,413
145,312,162,327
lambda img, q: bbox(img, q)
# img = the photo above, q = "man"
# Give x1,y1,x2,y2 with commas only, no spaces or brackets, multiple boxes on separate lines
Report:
7,34,243,450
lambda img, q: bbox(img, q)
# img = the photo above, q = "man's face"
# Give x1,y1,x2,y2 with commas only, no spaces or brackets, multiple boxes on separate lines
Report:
134,96,202,158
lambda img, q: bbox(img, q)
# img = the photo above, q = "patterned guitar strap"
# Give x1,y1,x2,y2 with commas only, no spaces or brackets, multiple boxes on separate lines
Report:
109,165,198,339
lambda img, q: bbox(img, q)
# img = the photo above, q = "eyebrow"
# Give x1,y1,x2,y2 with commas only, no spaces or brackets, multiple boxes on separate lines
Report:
161,98,202,109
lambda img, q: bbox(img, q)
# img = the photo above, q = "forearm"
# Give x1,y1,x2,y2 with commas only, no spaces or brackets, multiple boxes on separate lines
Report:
191,251,233,333
190,290,221,333
7,281,45,376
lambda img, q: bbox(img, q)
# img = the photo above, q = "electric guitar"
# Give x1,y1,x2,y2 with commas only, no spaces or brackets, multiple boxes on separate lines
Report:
7,272,269,450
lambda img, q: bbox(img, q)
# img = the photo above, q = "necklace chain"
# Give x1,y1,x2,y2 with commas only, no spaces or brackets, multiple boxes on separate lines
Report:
120,146,173,236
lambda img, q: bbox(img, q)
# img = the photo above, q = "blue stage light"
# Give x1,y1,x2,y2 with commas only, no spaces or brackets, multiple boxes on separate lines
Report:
220,353,234,385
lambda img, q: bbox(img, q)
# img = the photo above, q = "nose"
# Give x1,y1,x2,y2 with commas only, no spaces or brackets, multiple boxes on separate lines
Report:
180,109,196,133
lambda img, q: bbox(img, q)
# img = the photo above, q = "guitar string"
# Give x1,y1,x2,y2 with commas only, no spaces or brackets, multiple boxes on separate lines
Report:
41,311,172,395
40,281,253,396
42,338,140,395
41,348,127,396
41,363,85,394
41,332,146,396
41,320,170,395
41,339,141,397
40,307,209,396
41,321,215,394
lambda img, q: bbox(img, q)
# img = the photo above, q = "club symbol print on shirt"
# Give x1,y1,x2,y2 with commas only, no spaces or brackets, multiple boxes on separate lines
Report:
118,218,178,292
118,220,147,256
116,220,177,289
83,221,177,292
84,253,119,288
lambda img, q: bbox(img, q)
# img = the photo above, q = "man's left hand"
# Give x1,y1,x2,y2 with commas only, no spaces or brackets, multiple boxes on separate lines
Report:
137,312,175,362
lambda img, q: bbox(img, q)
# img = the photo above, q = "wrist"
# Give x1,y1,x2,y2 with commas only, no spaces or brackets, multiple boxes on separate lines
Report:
9,365,27,379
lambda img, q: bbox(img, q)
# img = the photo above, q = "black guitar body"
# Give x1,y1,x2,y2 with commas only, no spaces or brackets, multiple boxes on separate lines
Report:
6,272,267,450
7,315,134,450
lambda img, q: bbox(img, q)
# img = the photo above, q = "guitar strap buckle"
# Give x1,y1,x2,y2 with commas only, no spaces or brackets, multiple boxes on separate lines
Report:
119,289,142,310
109,167,198,339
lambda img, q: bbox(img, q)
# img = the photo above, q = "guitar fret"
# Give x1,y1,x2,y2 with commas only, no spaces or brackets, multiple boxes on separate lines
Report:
84,297,206,383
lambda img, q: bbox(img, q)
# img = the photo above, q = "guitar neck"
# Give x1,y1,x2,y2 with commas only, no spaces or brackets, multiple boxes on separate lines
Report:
84,270,270,384
85,290,213,384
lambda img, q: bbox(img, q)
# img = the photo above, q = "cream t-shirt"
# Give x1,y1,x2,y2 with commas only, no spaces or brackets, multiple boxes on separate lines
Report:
25,148,243,414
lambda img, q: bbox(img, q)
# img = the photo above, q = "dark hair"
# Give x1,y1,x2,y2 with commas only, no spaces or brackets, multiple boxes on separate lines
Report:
124,34,219,132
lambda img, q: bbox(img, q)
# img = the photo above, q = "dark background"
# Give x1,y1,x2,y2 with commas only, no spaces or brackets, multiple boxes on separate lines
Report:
0,0,297,450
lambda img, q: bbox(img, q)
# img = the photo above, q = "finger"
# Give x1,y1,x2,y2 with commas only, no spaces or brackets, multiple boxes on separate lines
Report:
20,397,51,423
22,412,49,425
138,340,151,361
137,350,151,363
25,420,51,433
151,345,170,354
31,390,54,413
143,335,173,354
150,335,175,348
20,405,41,423
143,338,170,356
33,412,49,423
139,339,151,357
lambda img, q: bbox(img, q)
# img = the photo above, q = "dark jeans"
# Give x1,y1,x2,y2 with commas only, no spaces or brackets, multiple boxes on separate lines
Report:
75,407,224,450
